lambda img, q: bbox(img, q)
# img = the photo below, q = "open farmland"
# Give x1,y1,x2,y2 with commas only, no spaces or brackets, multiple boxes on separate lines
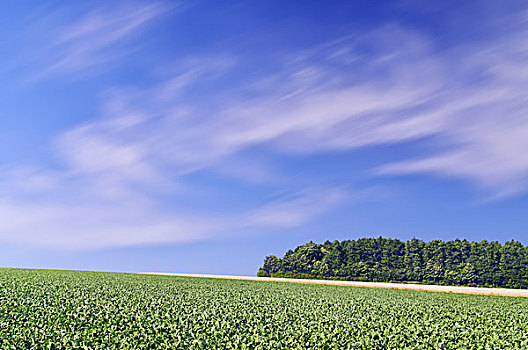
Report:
0,269,527,349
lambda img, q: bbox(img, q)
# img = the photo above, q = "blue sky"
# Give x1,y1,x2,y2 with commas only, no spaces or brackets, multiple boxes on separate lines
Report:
1,1,528,274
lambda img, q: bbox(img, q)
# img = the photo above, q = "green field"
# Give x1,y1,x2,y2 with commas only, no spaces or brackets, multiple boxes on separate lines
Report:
0,269,527,349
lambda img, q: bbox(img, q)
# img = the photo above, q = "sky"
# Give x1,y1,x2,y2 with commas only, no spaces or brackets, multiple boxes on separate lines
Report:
1,0,528,275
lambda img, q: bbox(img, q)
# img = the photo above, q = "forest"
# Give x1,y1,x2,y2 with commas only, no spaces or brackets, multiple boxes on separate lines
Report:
257,237,528,289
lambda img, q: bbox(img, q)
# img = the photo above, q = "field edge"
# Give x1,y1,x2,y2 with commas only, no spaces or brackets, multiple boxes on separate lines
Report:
139,272,528,298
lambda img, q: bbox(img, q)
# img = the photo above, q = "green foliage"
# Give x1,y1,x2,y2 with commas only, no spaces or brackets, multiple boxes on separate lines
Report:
257,268,270,277
0,268,527,349
262,255,281,273
259,237,528,288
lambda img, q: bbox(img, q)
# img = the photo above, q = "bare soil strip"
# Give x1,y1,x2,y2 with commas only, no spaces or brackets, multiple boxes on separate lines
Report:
139,273,528,297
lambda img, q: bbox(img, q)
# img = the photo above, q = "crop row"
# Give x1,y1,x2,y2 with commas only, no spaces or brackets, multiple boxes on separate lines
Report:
0,269,526,349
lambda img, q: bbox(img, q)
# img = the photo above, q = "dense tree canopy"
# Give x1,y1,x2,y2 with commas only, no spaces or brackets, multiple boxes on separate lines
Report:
257,237,528,289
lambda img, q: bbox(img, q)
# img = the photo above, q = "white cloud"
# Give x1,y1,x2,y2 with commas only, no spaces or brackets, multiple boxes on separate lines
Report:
248,188,349,228
27,2,172,80
48,19,528,211
0,163,218,250
3,12,528,250
58,25,444,180
376,29,528,197
0,198,215,250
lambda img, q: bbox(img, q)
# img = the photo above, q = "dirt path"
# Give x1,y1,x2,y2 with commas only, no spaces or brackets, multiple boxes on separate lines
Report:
139,272,528,297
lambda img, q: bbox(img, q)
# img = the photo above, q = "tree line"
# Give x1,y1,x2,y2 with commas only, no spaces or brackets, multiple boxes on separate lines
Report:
257,237,528,289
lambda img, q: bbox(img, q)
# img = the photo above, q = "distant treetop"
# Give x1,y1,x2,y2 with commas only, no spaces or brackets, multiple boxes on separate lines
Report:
258,237,528,289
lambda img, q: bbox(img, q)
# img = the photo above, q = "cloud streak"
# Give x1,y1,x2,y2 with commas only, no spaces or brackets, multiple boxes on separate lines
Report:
68,20,528,199
3,6,528,250
25,2,172,80
377,27,528,197
248,188,349,228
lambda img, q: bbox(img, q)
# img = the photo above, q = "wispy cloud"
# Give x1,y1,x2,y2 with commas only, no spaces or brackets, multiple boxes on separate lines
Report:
0,198,215,250
248,188,349,228
59,25,442,180
25,2,172,80
0,163,219,250
173,21,528,199
376,26,528,198
3,7,528,250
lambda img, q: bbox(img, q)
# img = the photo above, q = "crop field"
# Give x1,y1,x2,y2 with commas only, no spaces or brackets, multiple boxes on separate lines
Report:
0,269,527,349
